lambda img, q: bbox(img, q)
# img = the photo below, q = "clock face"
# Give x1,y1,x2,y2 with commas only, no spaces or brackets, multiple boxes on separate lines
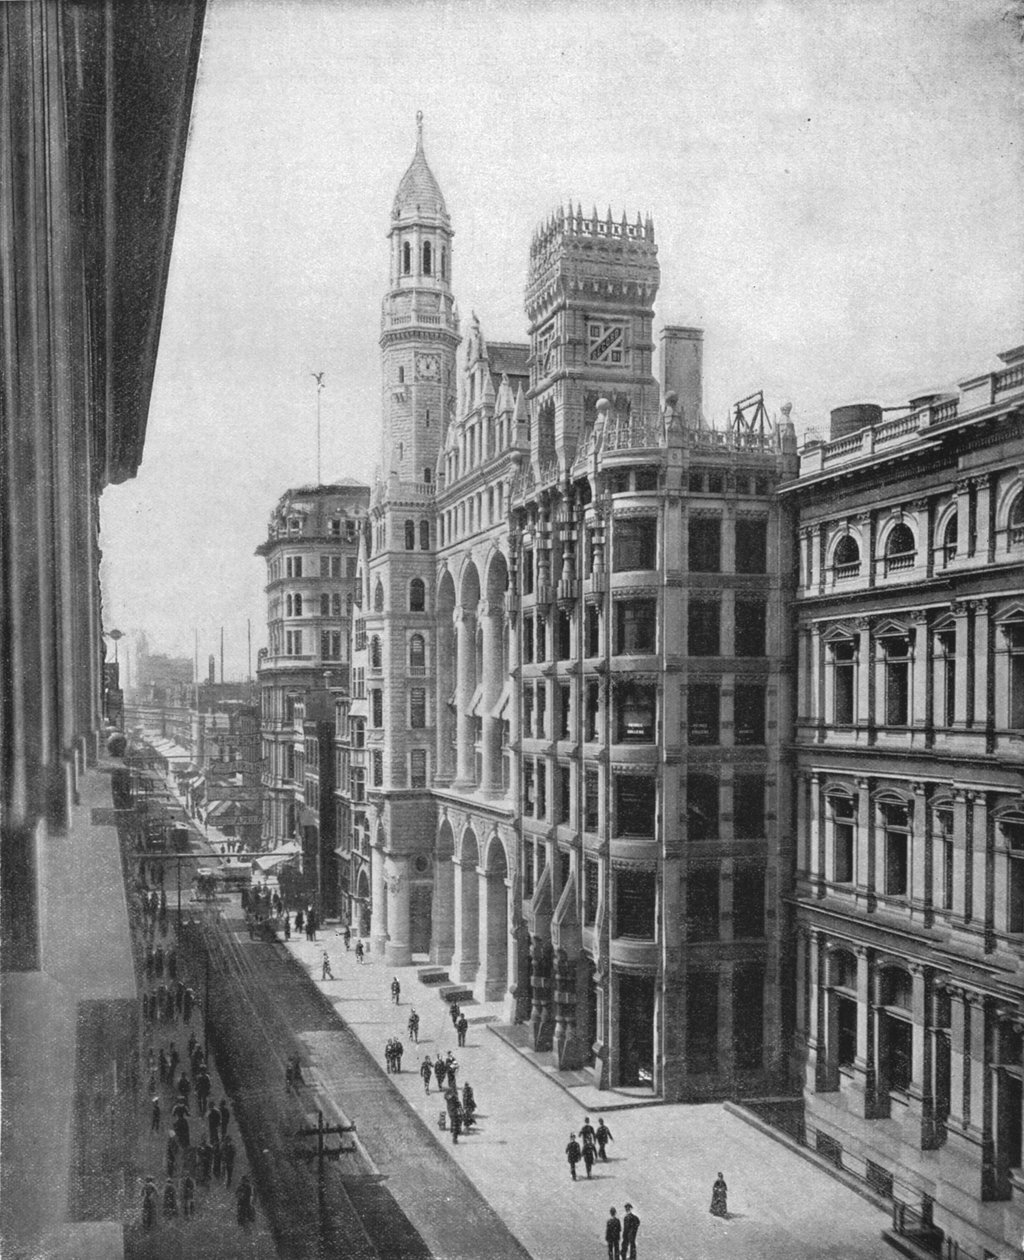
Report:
415,353,440,382
588,321,627,366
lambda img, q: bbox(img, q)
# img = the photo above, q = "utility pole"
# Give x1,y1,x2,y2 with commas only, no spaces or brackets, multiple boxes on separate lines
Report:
294,1109,356,1259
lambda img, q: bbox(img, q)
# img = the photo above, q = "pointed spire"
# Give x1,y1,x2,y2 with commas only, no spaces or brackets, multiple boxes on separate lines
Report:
495,373,514,415
513,385,529,428
482,368,496,405
415,110,424,153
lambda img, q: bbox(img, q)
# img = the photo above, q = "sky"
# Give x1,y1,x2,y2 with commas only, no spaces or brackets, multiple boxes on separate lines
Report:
100,0,1024,683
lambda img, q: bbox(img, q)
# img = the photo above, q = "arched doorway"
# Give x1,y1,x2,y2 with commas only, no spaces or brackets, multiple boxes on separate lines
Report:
431,818,455,966
477,832,509,1002
453,826,479,984
356,868,371,938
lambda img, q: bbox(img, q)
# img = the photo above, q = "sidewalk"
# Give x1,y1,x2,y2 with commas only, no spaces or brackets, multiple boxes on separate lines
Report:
282,929,895,1260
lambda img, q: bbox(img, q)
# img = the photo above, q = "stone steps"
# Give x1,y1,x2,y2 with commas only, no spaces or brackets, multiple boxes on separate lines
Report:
437,983,473,1005
416,967,450,986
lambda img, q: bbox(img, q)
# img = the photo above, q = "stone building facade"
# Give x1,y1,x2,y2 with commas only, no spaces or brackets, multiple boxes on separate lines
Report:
784,349,1024,1258
341,120,800,1101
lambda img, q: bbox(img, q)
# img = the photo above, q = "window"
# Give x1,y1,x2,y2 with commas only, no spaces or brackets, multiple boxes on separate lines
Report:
285,555,303,578
402,241,411,274
833,534,860,579
320,554,341,578
613,518,657,571
557,683,571,741
882,634,910,726
333,593,342,616
882,1013,913,1094
733,774,766,840
831,795,856,883
616,683,656,742
941,513,958,564
614,870,655,938
422,241,432,275
707,470,724,494
884,522,916,574
535,614,547,662
734,684,766,744
523,839,535,897
687,684,719,745
584,681,599,743
523,762,535,816
286,630,303,655
734,599,767,656
634,468,658,492
371,750,383,786
320,593,330,617
584,768,600,831
404,521,415,550
932,806,954,911
735,519,768,574
293,593,303,617
689,517,721,573
935,630,956,727
585,604,601,656
687,773,719,840
688,600,720,656
686,866,719,940
410,749,427,788
349,767,365,803
881,801,910,896
536,762,546,818
831,638,856,724
409,634,425,672
373,580,384,612
419,520,430,550
557,610,572,660
409,579,425,612
409,688,426,729
615,600,656,654
329,519,341,537
1005,620,1024,730
733,867,764,938
1004,821,1024,933
321,631,341,660
521,550,534,595
584,857,599,923
616,775,656,836
440,247,447,280
688,471,703,493
686,973,719,1073
556,765,571,825
371,690,383,728
836,995,857,1068
352,719,365,749
369,636,382,670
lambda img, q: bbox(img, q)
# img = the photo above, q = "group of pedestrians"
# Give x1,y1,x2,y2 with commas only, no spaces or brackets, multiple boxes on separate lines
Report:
384,1036,405,1073
604,1203,640,1259
564,1115,613,1180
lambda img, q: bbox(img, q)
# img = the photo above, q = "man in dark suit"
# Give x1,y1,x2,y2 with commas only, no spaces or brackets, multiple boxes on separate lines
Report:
605,1206,621,1260
622,1203,640,1259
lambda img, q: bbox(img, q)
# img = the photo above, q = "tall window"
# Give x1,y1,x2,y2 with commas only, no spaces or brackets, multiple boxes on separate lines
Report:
733,867,765,938
584,857,599,923
733,774,766,840
409,688,426,729
879,969,913,1094
734,683,766,744
584,682,599,743
687,684,719,745
419,520,430,550
935,629,956,727
404,521,415,550
293,593,303,617
883,634,911,726
734,599,767,656
409,579,425,612
371,750,383,786
615,775,656,836
409,634,425,672
321,631,341,660
1004,820,1024,933
1004,619,1024,730
735,519,768,574
584,768,600,831
831,639,856,724
689,517,721,573
615,600,656,654
881,801,910,896
371,690,383,728
687,773,719,840
369,636,382,669
373,581,384,612
614,870,656,938
422,241,432,274
686,866,719,940
585,604,601,656
884,522,916,574
830,794,856,883
932,806,954,912
320,593,330,617
688,600,720,656
616,683,656,742
941,513,958,564
402,241,411,274
410,749,427,788
613,518,657,571
833,534,860,579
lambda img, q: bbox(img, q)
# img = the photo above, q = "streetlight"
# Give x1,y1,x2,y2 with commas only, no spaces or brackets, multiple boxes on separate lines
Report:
104,627,124,662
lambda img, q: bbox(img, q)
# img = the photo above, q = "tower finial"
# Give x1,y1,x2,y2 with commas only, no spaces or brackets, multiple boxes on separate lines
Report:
416,111,424,151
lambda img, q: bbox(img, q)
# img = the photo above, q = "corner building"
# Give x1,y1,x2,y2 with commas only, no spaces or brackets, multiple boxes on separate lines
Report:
356,123,799,1101
785,349,1024,1258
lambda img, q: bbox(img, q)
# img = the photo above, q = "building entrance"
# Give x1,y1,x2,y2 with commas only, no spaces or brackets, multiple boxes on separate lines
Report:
617,974,655,1087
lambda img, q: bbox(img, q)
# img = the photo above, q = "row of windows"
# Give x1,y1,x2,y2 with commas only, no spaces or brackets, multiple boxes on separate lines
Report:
277,630,343,659
358,747,429,790
283,592,354,619
439,481,506,543
368,634,427,672
403,520,431,550
687,517,768,574
371,577,426,612
401,239,447,279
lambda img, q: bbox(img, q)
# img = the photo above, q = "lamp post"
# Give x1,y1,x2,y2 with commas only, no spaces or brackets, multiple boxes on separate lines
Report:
104,627,124,662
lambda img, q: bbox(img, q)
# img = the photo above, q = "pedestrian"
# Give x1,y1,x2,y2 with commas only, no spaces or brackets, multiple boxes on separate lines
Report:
446,1061,457,1090
322,951,333,981
384,1039,393,1073
456,1013,468,1047
449,1000,460,1028
151,1096,161,1133
580,1116,596,1151
198,1138,213,1186
596,1117,613,1161
223,1134,236,1187
177,1070,191,1104
141,1176,158,1229
154,945,164,977
710,1172,728,1218
236,1174,255,1226
461,1082,476,1127
196,1067,211,1114
165,1132,178,1178
395,1039,404,1072
295,908,304,936
622,1203,640,1260
408,1009,419,1043
188,1031,197,1060
158,1047,169,1084
181,1173,196,1218
565,1133,582,1181
420,1055,433,1094
219,1098,231,1138
284,915,291,940
450,1105,462,1144
183,987,194,1024
208,1105,221,1144
434,1055,446,1092
606,1206,622,1260
343,926,351,950
162,1178,178,1219
355,939,364,964
168,1043,180,1082
391,976,401,1005
582,1140,595,1179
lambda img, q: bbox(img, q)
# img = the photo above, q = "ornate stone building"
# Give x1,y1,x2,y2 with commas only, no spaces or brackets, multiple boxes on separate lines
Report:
785,350,1024,1258
343,120,800,1101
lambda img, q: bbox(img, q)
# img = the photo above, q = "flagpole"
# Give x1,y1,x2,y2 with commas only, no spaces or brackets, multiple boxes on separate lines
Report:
312,371,325,485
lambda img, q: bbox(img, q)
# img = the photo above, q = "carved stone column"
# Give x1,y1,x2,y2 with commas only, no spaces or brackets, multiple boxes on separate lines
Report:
530,935,554,1052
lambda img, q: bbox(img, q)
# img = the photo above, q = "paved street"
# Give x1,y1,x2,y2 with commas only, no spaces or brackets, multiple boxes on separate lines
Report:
281,929,894,1260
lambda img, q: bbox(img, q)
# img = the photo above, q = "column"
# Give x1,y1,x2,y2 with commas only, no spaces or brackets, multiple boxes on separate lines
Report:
911,783,928,908
911,612,929,730
810,625,824,732
455,607,477,785
909,963,936,1148
806,930,828,1091
384,854,411,967
971,600,992,734
809,774,824,896
796,773,810,878
853,946,878,1116
856,620,872,735
480,600,502,796
475,865,509,1002
370,840,388,956
451,855,479,984
954,478,971,559
952,601,971,726
953,789,971,923
857,779,873,904
966,993,997,1199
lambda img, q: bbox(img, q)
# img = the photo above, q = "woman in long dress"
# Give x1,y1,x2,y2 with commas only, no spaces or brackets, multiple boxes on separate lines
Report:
710,1172,728,1217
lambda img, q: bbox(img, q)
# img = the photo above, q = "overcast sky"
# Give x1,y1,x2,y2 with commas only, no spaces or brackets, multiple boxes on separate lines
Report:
100,0,1024,682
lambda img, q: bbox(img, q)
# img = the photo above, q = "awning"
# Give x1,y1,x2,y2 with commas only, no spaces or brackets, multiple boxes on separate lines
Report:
207,799,243,820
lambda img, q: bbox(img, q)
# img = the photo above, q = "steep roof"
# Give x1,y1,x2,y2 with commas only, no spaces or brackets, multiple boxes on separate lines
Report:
392,112,448,224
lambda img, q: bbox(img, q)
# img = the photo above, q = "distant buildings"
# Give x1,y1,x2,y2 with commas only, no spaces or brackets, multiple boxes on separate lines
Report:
785,350,1024,1259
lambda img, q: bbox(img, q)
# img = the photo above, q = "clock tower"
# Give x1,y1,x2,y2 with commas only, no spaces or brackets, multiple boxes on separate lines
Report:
380,112,459,483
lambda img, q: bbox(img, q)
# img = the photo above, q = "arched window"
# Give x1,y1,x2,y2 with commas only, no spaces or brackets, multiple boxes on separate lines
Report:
424,468,432,484
1009,492,1024,545
419,520,430,550
369,636,382,670
285,594,293,617
294,593,303,617
941,513,958,563
884,522,916,573
409,633,425,671
404,520,415,550
373,580,384,612
409,578,425,612
320,593,330,617
440,247,447,279
402,241,411,275
833,534,860,578
423,241,432,275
